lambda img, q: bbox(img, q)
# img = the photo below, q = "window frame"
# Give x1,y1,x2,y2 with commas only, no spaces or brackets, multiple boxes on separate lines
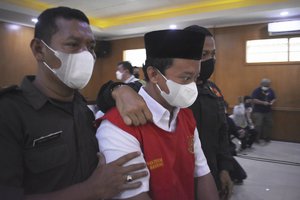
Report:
245,36,300,65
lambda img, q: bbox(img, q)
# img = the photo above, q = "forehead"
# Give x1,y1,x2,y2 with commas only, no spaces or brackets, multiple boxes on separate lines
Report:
166,58,200,74
117,64,125,70
203,36,215,51
51,17,94,41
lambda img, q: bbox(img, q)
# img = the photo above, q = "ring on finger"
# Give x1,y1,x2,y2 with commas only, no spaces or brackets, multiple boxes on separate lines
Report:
126,174,133,183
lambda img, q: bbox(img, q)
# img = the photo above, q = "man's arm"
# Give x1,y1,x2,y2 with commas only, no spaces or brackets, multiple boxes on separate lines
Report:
195,173,219,200
269,89,276,105
96,81,152,126
25,152,148,200
194,129,219,200
251,88,271,106
96,120,150,199
216,115,234,200
252,98,271,106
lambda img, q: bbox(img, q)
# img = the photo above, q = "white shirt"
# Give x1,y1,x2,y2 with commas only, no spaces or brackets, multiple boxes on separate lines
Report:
124,75,139,83
231,103,248,128
96,87,210,199
95,110,104,119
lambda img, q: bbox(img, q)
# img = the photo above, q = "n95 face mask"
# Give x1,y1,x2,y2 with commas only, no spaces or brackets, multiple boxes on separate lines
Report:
41,40,95,89
156,70,198,108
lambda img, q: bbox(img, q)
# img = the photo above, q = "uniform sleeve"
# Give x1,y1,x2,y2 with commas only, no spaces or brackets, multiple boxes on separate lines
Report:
96,120,150,199
194,128,210,177
95,81,117,113
96,80,143,113
216,118,234,172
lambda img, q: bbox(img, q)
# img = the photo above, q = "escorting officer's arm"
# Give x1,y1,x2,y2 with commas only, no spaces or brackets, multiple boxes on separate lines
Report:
96,80,152,126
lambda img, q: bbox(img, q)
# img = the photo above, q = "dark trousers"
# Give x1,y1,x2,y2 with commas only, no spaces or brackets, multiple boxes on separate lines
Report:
229,157,247,181
252,112,273,141
246,128,257,147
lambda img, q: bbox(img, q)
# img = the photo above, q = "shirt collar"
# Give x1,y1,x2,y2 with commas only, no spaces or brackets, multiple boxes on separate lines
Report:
20,76,83,111
138,87,180,132
125,75,138,83
20,76,48,110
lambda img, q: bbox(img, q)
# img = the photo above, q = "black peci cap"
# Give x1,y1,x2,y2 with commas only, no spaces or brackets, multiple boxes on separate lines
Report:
144,29,205,60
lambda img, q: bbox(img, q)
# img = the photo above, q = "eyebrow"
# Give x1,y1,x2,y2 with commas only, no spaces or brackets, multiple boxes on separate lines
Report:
66,35,96,43
180,71,196,76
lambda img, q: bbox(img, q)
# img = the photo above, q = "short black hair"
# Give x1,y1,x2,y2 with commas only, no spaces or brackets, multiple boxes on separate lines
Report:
184,25,213,37
143,58,173,81
34,6,90,43
118,61,133,74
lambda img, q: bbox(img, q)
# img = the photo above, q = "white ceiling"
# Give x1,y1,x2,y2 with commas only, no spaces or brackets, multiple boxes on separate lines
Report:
0,0,300,40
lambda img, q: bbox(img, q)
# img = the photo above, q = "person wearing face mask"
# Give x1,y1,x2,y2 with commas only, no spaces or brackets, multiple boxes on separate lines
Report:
95,29,219,200
0,7,149,200
185,25,234,200
230,96,257,150
96,25,234,199
251,78,276,143
116,61,139,83
133,66,140,79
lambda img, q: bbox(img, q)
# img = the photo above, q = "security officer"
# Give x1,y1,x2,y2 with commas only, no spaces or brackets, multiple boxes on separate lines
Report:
185,25,234,200
0,6,148,200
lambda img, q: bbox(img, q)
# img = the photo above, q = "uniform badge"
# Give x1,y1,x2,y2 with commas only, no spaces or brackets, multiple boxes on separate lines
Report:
187,135,194,154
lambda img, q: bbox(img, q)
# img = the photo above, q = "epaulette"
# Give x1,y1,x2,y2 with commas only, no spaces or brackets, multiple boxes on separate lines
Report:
0,85,20,96
206,81,223,98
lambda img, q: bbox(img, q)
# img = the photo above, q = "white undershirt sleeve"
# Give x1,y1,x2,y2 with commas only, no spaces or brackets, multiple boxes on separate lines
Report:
96,120,150,199
194,128,210,177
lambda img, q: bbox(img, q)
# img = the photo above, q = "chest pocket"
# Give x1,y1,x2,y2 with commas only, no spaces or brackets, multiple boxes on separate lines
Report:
24,144,69,174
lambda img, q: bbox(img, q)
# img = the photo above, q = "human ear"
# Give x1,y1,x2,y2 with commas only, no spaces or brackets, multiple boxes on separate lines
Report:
147,66,159,83
30,38,45,62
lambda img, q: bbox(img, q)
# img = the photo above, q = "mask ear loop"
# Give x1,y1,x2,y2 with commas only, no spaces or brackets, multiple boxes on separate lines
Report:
155,68,167,81
39,39,58,74
155,68,171,95
42,61,57,74
40,40,56,53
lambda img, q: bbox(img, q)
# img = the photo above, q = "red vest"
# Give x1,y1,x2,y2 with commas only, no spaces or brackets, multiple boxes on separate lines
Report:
101,107,196,200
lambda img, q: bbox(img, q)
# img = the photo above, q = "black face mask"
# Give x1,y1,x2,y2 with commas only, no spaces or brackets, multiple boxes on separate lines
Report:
198,58,215,82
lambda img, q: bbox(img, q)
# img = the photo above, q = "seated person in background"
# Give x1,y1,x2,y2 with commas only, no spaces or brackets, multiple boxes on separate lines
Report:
225,102,247,184
230,96,257,149
133,66,147,85
96,29,219,200
116,61,139,83
133,66,140,79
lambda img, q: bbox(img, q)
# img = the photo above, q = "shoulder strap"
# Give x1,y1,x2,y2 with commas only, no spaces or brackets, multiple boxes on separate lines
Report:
206,81,223,97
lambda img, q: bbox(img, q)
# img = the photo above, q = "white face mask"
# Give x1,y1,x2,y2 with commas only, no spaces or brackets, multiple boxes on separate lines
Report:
41,40,95,89
116,70,123,80
156,70,198,108
261,86,269,91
